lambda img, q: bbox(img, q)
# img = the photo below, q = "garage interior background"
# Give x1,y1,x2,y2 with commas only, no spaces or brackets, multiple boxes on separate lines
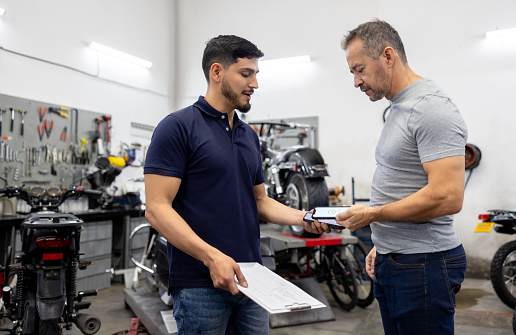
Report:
0,0,515,278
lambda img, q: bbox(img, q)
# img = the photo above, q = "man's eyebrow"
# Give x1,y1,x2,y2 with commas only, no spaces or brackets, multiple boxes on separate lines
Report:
240,67,257,73
351,64,363,72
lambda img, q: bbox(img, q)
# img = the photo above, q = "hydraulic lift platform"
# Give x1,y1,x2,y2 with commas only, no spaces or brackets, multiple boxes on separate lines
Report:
123,224,357,334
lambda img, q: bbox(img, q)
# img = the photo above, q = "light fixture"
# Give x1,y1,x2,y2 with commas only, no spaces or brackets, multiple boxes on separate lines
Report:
0,8,6,16
486,28,516,39
89,42,152,69
260,55,311,66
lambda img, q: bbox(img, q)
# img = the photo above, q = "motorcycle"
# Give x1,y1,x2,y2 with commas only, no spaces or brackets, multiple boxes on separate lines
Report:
0,184,102,334
248,122,330,237
475,209,516,309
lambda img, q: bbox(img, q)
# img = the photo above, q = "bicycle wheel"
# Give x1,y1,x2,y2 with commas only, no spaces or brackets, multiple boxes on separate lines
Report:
326,247,358,311
343,241,375,308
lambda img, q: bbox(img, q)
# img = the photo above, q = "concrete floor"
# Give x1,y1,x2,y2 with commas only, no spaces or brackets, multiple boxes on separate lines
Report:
83,276,515,335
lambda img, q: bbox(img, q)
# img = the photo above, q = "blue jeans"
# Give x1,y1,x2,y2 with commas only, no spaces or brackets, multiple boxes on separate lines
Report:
373,245,467,335
172,287,269,335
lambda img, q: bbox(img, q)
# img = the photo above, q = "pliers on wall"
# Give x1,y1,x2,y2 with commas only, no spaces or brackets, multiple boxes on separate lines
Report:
44,120,53,138
60,126,67,142
38,123,45,141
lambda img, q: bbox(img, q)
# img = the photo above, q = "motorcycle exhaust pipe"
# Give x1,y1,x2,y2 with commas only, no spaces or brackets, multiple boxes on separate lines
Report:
73,313,101,335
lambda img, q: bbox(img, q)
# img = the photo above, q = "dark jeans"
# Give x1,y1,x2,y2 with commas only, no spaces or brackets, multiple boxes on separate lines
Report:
373,244,467,335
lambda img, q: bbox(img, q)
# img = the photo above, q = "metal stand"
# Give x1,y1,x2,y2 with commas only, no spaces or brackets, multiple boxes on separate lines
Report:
123,286,175,335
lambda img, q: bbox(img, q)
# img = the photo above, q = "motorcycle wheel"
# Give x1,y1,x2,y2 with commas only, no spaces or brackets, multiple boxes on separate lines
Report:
286,173,329,237
326,247,358,311
342,241,375,308
513,307,516,335
38,319,60,335
491,240,516,309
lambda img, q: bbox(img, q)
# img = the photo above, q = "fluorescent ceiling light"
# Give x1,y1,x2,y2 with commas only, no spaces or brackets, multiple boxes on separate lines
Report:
486,28,516,39
0,8,6,16
260,55,311,66
89,42,152,68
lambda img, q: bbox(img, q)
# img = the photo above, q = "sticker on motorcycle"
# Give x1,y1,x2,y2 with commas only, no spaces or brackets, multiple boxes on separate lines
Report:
474,222,495,233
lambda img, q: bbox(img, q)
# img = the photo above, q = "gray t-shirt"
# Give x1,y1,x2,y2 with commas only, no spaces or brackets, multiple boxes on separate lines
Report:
370,78,468,254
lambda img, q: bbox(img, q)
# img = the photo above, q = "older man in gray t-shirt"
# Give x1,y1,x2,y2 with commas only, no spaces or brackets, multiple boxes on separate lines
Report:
370,78,467,254
304,20,468,334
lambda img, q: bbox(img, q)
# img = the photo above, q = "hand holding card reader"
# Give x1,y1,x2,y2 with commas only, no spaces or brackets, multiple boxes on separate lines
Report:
303,206,350,230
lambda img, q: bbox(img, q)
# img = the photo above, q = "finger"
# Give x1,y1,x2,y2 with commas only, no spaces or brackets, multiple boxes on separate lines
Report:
234,265,247,288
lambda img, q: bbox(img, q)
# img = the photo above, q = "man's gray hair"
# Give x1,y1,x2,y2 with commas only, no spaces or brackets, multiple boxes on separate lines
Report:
342,19,408,64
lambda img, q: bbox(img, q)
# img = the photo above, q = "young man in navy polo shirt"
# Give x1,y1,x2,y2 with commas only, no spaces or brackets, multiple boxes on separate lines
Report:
144,35,316,334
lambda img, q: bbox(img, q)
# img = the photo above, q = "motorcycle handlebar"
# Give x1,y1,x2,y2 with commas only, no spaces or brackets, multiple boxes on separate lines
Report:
0,185,103,211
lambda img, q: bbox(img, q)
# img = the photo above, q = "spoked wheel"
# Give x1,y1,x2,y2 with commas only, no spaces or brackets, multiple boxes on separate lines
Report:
286,173,328,237
491,240,516,308
326,247,358,311
342,241,375,308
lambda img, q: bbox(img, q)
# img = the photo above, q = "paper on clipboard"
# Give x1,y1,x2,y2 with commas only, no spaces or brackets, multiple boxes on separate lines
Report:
236,262,326,314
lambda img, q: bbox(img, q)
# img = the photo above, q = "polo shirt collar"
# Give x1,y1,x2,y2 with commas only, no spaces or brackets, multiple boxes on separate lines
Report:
194,96,243,127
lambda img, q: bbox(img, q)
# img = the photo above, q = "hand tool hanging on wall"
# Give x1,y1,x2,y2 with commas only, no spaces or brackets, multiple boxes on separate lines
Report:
39,106,46,122
38,123,45,141
0,108,6,138
60,127,67,142
10,108,15,132
45,120,53,138
49,106,69,118
19,110,27,136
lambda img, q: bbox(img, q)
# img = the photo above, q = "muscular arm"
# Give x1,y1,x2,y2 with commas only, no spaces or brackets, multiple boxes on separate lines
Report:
337,155,465,231
144,174,247,294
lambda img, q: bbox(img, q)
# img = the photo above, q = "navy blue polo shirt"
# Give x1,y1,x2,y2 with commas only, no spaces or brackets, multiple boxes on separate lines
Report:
144,96,264,288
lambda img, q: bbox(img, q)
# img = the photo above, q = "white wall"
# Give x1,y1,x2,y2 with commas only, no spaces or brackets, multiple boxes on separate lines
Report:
0,0,174,154
175,0,516,276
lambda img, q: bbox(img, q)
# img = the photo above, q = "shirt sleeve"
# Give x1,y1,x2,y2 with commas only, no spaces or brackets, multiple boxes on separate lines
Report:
144,114,188,178
408,95,468,163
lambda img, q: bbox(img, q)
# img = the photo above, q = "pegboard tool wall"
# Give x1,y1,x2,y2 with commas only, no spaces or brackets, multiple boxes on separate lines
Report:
0,93,109,189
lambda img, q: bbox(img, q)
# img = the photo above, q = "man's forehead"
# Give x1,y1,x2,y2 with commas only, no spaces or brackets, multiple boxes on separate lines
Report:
231,57,259,71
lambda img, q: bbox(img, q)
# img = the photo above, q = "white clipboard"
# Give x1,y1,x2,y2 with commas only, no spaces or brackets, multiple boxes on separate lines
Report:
236,262,326,314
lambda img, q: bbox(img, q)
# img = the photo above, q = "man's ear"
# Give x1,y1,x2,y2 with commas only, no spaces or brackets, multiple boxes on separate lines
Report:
210,63,224,84
382,47,395,68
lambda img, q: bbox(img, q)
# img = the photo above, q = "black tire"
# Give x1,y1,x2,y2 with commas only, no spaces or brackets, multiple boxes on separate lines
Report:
326,247,358,311
491,240,516,309
513,307,516,335
286,173,328,237
38,319,61,335
343,241,375,308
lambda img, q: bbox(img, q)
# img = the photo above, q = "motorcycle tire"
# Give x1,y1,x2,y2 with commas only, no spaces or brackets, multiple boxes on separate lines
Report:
286,173,329,237
344,241,375,308
490,240,516,309
326,247,358,311
38,319,60,335
513,307,516,335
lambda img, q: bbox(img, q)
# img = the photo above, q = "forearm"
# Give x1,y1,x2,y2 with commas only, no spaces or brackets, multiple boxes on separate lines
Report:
372,182,464,223
257,196,305,226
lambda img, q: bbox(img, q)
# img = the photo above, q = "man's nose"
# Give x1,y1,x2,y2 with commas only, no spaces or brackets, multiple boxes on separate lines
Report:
354,75,363,88
250,76,259,89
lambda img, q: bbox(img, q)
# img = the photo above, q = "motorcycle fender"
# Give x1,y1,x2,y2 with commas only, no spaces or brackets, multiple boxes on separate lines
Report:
288,148,329,178
22,300,37,334
36,268,66,320
37,296,66,321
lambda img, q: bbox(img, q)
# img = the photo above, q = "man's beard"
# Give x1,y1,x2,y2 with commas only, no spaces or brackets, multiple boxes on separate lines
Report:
363,64,390,102
221,78,252,113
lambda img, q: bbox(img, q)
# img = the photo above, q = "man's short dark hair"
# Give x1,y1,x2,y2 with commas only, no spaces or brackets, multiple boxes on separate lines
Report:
202,35,264,81
342,19,408,64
